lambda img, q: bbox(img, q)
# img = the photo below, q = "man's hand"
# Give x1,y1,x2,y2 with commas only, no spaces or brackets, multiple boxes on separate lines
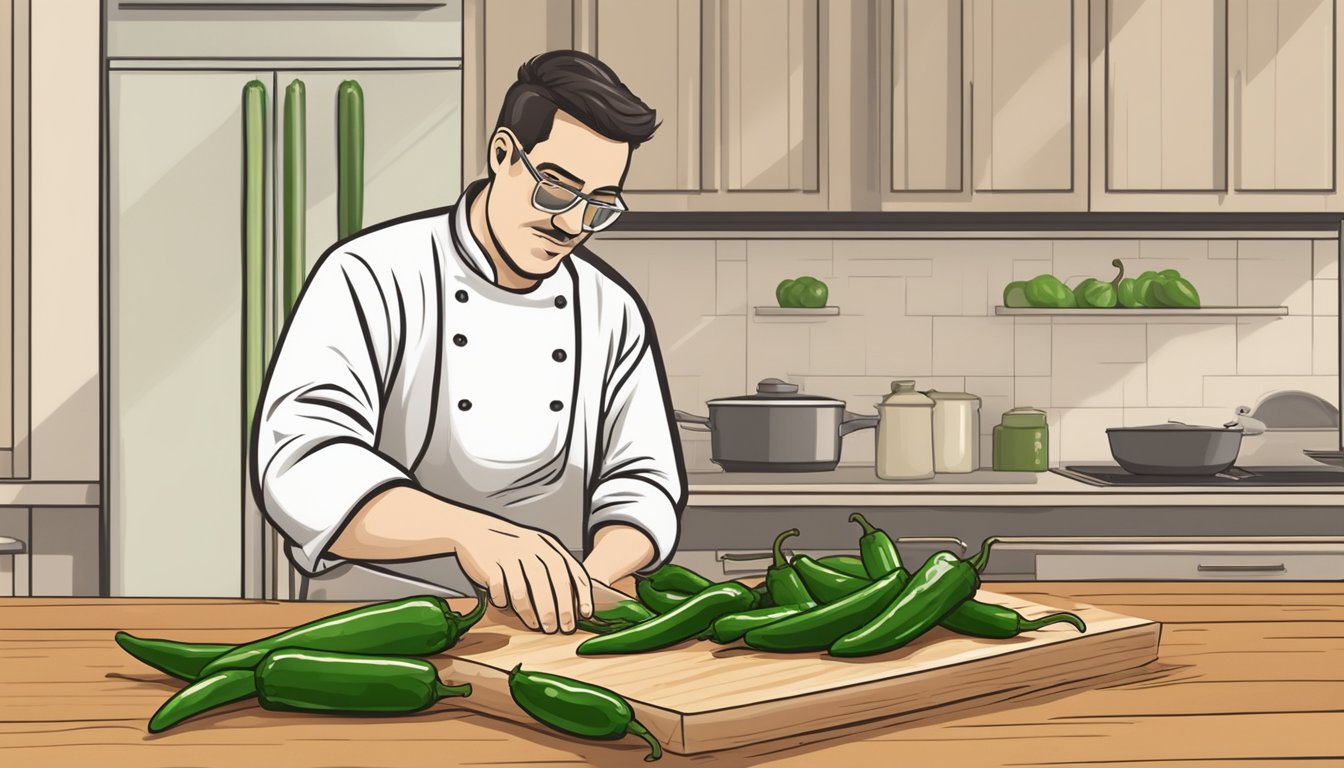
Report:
327,486,594,634
450,513,595,634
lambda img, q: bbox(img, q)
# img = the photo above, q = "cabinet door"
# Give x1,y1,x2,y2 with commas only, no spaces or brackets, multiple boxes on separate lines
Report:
890,0,964,192
276,70,463,276
592,0,702,192
971,0,1076,191
108,71,267,597
1232,0,1335,191
722,0,820,191
1105,0,1227,191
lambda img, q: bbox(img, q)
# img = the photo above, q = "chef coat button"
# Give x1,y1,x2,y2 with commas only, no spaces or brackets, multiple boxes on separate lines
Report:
554,296,568,309
453,333,468,347
458,399,472,411
552,349,567,362
549,400,564,412
455,290,468,303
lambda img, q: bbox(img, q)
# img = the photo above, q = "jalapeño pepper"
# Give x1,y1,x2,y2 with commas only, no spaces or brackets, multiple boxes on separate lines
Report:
197,591,486,678
577,582,756,655
596,600,657,625
849,512,902,579
743,567,910,653
636,580,691,614
509,665,662,762
147,668,256,733
256,649,471,715
641,563,714,595
940,602,1086,639
828,538,998,658
116,632,233,682
766,528,815,606
815,555,870,579
704,604,809,644
792,554,871,603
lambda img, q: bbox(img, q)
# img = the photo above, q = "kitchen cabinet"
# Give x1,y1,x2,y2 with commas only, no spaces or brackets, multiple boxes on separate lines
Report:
471,0,825,210
981,537,1344,581
878,0,1089,211
107,66,462,598
1091,0,1344,211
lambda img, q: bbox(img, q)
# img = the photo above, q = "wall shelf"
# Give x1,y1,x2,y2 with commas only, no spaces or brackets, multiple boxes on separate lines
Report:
994,306,1289,317
754,306,841,316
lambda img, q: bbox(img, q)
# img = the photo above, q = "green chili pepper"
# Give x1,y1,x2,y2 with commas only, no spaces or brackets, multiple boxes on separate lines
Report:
641,563,714,595
596,600,656,625
829,538,998,658
147,668,256,733
815,555,870,579
743,567,910,653
578,617,636,635
116,632,233,682
849,512,901,579
751,582,774,608
940,602,1086,639
704,604,810,644
636,580,691,614
197,592,486,678
792,554,871,603
256,649,471,715
509,664,662,762
577,582,756,655
766,529,815,606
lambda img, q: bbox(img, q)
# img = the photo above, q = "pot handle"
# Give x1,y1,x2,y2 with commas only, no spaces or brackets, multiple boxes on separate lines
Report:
839,412,880,436
674,410,712,432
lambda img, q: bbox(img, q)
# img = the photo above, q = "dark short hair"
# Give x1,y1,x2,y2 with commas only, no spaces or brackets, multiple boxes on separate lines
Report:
493,50,659,156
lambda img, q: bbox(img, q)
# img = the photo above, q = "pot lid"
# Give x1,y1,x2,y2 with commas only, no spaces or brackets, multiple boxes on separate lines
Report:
705,378,844,407
1244,390,1340,429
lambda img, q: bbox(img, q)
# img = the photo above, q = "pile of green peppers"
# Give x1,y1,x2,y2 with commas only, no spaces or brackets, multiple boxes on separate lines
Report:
1005,259,1201,310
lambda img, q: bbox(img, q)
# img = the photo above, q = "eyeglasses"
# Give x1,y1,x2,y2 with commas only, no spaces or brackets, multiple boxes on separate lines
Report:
512,141,628,233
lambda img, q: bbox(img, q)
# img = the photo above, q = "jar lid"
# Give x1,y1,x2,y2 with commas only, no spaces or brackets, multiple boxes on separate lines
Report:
878,380,933,408
926,389,981,403
1001,407,1047,428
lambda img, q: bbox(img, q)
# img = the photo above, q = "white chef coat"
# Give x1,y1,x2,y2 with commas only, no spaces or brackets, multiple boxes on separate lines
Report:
252,179,685,600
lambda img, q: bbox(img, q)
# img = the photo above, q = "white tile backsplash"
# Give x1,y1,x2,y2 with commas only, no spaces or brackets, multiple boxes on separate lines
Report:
608,234,1340,467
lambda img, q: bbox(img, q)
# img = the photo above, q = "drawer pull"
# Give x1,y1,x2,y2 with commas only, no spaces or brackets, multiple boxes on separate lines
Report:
119,2,447,10
717,552,772,562
1196,563,1286,573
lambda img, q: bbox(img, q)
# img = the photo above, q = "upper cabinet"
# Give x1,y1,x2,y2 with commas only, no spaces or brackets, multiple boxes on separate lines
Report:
1092,0,1343,211
879,0,1089,211
469,0,1344,213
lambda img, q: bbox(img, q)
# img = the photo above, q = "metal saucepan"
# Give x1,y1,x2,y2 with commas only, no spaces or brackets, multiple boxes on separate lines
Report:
675,378,878,472
1106,422,1247,476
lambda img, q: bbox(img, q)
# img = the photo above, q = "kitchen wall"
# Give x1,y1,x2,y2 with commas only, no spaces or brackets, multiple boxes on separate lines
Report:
596,236,1341,473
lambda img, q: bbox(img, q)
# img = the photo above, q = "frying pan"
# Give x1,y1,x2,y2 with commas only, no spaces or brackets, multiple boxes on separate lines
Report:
1106,421,1248,476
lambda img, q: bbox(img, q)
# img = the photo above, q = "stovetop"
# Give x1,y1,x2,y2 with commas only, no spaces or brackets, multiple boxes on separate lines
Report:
1053,465,1344,487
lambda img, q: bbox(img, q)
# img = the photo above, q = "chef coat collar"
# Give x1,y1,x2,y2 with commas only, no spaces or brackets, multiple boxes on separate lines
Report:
450,179,576,297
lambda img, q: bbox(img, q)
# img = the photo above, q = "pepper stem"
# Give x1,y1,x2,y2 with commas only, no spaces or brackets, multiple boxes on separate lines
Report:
1110,258,1126,287
848,512,878,536
456,586,489,631
434,681,473,700
967,537,999,573
626,719,664,762
771,528,800,569
1022,612,1087,634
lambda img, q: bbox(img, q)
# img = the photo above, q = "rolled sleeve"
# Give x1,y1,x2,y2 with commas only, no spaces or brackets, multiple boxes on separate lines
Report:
587,329,685,572
252,250,412,575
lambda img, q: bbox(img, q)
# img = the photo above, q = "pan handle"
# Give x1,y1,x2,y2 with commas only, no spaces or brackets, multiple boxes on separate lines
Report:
839,412,880,436
674,410,712,432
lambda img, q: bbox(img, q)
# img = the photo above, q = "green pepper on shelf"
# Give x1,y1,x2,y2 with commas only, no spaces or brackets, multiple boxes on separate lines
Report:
1154,275,1201,308
1024,274,1077,308
1003,280,1031,308
1075,259,1124,309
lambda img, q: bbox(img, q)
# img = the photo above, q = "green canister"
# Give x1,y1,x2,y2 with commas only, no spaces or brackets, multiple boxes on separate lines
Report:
992,408,1049,471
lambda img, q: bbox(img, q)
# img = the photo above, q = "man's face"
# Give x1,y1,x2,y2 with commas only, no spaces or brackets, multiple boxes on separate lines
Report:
485,110,630,280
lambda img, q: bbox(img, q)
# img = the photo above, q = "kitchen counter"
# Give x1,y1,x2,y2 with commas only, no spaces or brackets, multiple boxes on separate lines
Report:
687,467,1344,506
3,583,1341,766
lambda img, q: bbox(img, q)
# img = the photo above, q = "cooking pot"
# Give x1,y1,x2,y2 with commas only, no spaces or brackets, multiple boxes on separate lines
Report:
674,378,878,472
1106,422,1246,476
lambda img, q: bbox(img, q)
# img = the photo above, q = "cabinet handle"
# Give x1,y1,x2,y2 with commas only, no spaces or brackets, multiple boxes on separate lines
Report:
283,80,306,318
120,2,446,9
337,80,365,241
242,80,267,440
1196,563,1286,573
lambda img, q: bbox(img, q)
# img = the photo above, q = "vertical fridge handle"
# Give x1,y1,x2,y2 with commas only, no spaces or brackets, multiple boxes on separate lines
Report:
337,80,365,241
283,79,306,318
242,80,267,439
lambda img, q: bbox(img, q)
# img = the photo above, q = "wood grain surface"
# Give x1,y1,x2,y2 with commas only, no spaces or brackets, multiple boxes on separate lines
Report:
1,582,1341,767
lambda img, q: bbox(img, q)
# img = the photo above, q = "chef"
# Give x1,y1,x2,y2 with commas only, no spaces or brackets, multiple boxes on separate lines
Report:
251,50,685,635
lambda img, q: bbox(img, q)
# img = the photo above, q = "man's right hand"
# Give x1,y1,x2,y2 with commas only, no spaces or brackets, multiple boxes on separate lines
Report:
448,509,595,634
328,486,595,634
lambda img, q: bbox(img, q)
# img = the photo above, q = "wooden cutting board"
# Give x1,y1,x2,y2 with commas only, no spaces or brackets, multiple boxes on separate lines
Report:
435,589,1161,755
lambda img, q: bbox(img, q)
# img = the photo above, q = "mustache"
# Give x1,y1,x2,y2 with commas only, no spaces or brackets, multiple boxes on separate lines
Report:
532,225,576,245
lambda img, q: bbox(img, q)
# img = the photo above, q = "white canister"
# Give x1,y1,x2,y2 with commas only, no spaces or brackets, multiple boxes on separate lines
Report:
926,390,982,473
875,380,935,481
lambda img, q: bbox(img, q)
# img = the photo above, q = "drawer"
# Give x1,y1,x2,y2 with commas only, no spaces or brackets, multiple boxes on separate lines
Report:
670,538,968,581
1036,552,1344,581
108,0,462,60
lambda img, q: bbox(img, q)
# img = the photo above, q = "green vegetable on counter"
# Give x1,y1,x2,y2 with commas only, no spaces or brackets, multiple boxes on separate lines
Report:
596,600,657,625
743,567,911,653
148,669,256,733
939,602,1087,639
509,665,662,762
642,563,714,596
116,633,233,683
703,604,811,644
814,555,870,580
256,649,471,715
828,538,998,658
850,512,902,580
196,592,486,678
1024,274,1077,308
636,580,692,615
765,528,817,608
577,582,757,655
792,552,872,604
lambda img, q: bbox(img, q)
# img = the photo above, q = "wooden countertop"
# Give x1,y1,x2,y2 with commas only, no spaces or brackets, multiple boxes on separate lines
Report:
2,583,1341,767
686,467,1344,506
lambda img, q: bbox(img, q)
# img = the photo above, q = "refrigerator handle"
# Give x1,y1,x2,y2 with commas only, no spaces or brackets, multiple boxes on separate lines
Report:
283,79,307,318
